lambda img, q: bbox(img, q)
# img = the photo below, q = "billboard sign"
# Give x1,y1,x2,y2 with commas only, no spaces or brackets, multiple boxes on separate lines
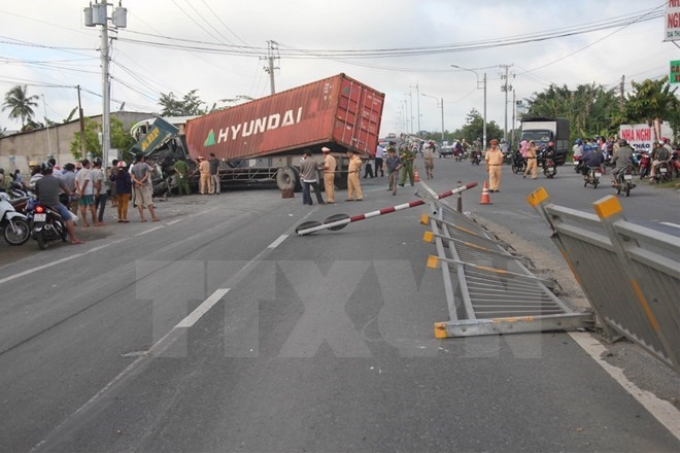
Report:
665,0,680,41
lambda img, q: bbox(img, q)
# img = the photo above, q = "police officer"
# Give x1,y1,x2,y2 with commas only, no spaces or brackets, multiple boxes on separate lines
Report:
398,144,415,187
485,139,504,192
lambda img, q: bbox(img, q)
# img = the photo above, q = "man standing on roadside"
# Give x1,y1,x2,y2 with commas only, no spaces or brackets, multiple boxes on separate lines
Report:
375,142,385,177
321,146,336,204
209,153,221,195
92,157,107,225
197,156,212,195
346,150,363,202
485,139,504,192
75,159,99,227
398,144,415,187
131,155,160,222
422,140,435,179
300,150,325,206
385,146,402,195
174,156,191,196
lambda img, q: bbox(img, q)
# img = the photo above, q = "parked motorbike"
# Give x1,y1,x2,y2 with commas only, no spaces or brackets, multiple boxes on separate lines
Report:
511,152,526,174
0,192,31,246
30,202,71,249
583,167,602,189
613,165,636,197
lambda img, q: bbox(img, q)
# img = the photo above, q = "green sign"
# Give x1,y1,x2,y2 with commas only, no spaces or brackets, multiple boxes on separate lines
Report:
671,60,680,84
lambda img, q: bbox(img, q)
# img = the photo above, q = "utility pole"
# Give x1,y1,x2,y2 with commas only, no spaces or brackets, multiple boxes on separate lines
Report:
77,85,87,157
410,83,421,136
262,40,279,95
41,94,53,162
84,1,127,168
619,75,625,111
511,89,516,147
439,97,444,143
500,64,514,142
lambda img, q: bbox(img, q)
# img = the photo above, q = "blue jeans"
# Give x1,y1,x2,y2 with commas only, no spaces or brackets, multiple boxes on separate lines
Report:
302,181,324,205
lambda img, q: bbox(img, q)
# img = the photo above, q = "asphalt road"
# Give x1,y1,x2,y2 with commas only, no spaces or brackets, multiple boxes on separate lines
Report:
0,157,679,452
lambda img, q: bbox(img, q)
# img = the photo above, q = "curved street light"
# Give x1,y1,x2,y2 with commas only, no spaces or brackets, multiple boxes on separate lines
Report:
451,65,487,147
421,93,444,143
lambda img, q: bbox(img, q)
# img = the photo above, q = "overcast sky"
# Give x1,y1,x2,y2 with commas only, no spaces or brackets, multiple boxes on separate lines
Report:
0,0,673,138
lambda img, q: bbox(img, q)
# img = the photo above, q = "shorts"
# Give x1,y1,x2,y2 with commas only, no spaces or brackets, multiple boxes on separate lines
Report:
134,185,154,208
54,204,73,222
78,194,94,206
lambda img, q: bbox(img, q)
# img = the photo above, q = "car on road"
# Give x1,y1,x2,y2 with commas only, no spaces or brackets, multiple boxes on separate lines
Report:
439,145,453,158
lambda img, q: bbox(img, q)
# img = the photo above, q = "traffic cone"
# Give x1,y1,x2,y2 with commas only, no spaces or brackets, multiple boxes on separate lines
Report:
414,168,420,182
479,181,492,204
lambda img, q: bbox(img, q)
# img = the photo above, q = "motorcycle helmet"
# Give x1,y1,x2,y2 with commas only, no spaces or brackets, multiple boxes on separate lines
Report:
117,161,127,168
40,161,53,174
548,142,554,147
575,139,582,145
619,138,628,146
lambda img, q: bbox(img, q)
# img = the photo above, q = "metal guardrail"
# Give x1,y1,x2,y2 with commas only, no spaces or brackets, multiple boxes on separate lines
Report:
528,187,680,374
417,184,594,339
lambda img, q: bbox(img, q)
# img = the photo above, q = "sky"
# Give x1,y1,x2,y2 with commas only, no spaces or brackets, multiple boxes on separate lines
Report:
0,0,675,139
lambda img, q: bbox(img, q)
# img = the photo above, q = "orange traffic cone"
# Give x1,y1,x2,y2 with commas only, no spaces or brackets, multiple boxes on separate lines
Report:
479,181,492,204
414,168,420,182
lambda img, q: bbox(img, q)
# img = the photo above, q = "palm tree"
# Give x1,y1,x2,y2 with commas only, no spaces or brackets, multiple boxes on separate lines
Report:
2,85,39,129
619,77,680,140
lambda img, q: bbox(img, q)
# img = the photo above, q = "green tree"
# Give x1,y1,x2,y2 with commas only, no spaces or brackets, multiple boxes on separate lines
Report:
159,89,205,116
2,85,39,129
450,108,503,144
70,117,135,161
525,83,619,139
616,76,680,141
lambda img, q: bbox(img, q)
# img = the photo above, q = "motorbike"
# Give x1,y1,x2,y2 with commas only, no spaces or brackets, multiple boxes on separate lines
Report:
471,152,481,165
583,166,602,189
613,165,636,197
541,154,557,178
637,151,651,179
30,201,72,249
511,152,526,174
573,156,581,173
0,192,31,246
652,161,672,184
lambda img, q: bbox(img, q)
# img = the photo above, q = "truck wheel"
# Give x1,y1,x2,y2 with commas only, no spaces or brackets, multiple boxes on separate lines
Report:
276,166,299,192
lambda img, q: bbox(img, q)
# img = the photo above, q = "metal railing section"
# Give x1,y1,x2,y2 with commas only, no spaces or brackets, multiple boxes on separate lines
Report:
528,187,680,374
417,185,593,339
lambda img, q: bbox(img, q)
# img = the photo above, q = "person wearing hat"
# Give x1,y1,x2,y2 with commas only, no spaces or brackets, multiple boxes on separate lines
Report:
485,139,504,192
422,141,435,179
384,146,402,195
398,144,415,187
197,156,212,195
321,146,336,203
345,149,363,201
110,160,132,222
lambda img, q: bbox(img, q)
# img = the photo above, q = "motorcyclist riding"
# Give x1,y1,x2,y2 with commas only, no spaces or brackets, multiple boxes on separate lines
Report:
580,144,605,176
610,139,635,186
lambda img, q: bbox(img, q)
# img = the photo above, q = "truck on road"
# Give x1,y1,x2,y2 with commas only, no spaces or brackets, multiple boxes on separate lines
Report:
519,117,570,165
130,74,384,193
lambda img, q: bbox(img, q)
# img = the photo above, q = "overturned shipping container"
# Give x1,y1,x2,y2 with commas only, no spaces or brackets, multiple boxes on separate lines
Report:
184,73,384,190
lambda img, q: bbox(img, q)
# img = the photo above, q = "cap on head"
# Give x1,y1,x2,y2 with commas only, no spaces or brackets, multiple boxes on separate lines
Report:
321,147,331,153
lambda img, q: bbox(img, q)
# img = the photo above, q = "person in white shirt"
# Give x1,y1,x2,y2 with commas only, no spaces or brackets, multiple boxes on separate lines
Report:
375,143,385,177
75,158,99,227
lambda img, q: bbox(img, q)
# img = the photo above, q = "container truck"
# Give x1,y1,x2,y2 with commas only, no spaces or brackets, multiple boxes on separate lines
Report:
184,73,384,191
519,117,570,165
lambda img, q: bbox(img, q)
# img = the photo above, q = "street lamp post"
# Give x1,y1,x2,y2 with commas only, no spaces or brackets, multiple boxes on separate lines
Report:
84,1,127,169
410,84,421,136
422,93,444,143
451,65,487,148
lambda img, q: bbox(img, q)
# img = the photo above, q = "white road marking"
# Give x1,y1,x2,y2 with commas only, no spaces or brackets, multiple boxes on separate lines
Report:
569,331,680,442
267,234,288,249
660,222,680,230
0,209,213,287
175,288,229,328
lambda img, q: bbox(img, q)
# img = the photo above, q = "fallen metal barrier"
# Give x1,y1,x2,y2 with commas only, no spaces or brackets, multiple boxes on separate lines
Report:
528,187,680,374
418,184,594,339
